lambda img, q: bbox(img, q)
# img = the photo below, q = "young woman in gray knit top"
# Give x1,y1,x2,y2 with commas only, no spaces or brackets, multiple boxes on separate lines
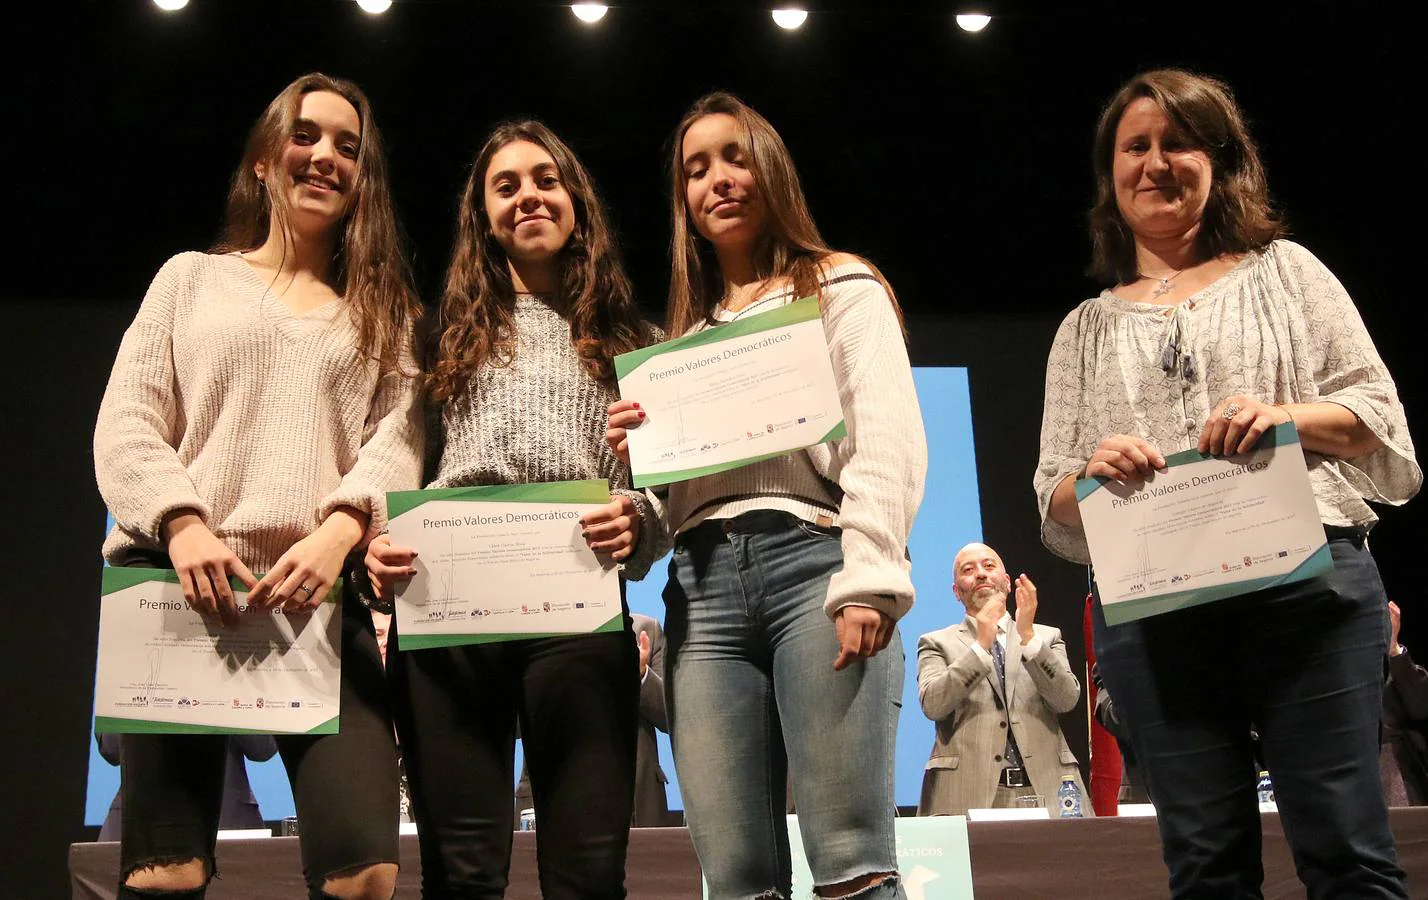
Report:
93,74,422,900
365,121,657,898
607,93,926,900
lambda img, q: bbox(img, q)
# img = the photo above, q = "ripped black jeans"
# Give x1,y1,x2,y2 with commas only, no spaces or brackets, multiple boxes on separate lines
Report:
115,550,399,898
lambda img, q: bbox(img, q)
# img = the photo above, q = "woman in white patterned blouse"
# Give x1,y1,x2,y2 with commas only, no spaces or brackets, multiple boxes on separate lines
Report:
1036,69,1419,899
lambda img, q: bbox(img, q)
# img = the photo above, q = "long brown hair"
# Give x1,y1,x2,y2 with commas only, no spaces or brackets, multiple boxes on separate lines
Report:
212,72,418,373
1089,69,1285,285
426,121,649,403
666,92,902,337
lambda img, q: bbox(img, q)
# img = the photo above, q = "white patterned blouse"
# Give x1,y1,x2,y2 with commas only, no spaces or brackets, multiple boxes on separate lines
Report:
1036,240,1421,564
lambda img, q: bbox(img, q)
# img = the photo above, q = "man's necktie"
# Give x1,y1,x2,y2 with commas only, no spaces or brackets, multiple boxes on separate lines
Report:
992,636,1025,768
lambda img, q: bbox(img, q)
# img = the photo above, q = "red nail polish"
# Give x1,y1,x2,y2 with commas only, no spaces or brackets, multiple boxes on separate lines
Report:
633,402,641,409
638,410,646,419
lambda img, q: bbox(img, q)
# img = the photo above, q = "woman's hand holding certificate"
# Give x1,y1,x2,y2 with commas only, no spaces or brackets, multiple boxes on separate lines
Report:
1077,422,1331,625
94,569,342,735
384,480,624,649
612,297,846,487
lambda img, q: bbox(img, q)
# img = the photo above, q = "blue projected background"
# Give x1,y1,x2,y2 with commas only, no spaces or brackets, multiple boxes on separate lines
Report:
85,366,980,823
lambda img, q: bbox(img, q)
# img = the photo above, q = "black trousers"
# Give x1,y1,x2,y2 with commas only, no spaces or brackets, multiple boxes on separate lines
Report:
115,551,400,898
1092,537,1408,899
389,609,639,899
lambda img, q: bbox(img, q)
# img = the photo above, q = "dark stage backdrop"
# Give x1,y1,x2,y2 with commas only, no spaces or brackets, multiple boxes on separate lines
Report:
2,2,1421,895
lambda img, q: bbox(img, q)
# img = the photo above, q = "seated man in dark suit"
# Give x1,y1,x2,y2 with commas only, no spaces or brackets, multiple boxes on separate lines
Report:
1090,662,1151,804
516,613,670,827
1383,601,1428,806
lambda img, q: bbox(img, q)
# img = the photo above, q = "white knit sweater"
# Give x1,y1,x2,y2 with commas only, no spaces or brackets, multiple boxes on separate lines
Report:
94,252,424,572
656,261,927,621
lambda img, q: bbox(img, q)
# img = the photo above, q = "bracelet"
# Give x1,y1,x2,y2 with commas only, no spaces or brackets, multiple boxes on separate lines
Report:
1276,404,1295,425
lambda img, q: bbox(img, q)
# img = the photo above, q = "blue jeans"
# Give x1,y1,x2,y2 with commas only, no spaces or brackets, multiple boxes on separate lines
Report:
1092,536,1408,899
665,511,906,900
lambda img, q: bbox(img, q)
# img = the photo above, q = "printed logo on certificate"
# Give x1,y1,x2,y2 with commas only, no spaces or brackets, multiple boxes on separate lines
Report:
1076,423,1332,624
387,479,624,650
94,569,342,735
614,296,847,488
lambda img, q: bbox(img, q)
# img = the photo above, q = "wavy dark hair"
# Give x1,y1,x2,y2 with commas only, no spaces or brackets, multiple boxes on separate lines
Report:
427,121,650,402
666,92,903,337
212,72,418,373
1089,68,1286,285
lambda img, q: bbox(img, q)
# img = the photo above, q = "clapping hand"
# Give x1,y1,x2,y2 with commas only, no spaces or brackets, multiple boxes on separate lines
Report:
974,594,1006,651
1013,574,1038,645
638,630,651,679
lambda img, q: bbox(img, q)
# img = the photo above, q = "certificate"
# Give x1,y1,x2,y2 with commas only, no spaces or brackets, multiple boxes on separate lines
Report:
614,296,846,488
94,569,341,735
1077,423,1332,625
387,480,623,650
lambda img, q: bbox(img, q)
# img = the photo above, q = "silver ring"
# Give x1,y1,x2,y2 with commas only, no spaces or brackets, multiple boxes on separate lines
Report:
298,585,314,596
1222,403,1242,420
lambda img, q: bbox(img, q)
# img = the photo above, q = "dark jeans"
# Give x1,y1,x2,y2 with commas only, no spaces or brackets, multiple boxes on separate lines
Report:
1092,536,1409,899
115,552,400,899
389,613,639,899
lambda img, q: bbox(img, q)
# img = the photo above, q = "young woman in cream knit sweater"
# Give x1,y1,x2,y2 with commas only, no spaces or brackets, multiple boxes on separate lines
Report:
94,73,421,900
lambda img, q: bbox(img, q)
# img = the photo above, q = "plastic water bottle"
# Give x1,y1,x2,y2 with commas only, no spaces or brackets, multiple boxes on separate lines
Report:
1256,770,1274,804
1058,775,1084,818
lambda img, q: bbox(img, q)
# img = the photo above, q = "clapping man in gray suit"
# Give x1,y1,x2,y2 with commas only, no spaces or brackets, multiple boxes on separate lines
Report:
916,542,1090,816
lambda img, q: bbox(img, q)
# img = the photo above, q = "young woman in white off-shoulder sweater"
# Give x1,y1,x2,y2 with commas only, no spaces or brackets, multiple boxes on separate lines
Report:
607,93,926,900
93,74,421,900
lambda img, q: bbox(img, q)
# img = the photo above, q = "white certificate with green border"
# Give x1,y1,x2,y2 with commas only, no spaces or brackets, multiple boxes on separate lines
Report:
1077,422,1332,625
614,296,846,488
94,569,341,735
387,480,623,649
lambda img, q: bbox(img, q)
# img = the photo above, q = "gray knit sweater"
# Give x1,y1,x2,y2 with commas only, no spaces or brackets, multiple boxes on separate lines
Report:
429,294,660,580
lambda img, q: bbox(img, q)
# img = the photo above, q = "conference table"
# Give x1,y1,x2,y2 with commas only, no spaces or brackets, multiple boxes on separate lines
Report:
70,808,1428,899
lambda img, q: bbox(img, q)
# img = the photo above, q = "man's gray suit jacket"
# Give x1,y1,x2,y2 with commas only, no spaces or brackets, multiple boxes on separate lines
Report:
916,615,1091,817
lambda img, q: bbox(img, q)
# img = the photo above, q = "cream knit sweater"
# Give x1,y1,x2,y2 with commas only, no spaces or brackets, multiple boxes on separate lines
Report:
656,261,928,621
94,252,423,572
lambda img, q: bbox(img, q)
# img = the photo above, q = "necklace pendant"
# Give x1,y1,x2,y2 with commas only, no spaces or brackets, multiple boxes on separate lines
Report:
1151,277,1173,298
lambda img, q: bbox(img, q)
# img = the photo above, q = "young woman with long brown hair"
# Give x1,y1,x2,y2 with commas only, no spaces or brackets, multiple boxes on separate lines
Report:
606,92,926,900
93,73,422,900
365,120,659,898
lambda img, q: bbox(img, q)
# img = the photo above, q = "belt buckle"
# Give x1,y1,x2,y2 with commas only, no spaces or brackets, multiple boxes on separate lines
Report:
1003,766,1027,788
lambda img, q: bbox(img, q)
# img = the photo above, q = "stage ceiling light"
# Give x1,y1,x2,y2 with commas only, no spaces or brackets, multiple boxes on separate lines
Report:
955,13,991,32
152,0,189,10
771,8,809,30
356,0,394,14
571,3,609,23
